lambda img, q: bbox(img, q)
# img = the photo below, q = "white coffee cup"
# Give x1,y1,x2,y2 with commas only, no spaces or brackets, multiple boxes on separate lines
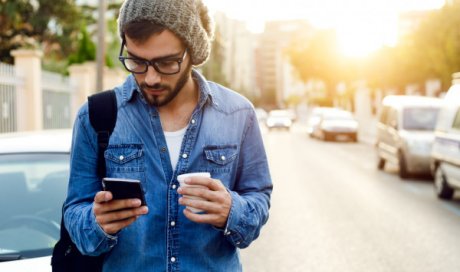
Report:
177,172,211,213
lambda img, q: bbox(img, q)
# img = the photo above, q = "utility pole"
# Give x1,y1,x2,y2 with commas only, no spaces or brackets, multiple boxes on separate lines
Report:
96,0,107,92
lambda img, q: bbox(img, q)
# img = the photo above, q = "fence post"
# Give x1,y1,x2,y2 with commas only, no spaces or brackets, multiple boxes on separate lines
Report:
68,62,97,121
11,49,43,131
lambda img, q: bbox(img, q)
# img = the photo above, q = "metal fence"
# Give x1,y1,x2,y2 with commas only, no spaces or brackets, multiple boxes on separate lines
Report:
41,71,73,129
0,62,74,133
0,63,21,133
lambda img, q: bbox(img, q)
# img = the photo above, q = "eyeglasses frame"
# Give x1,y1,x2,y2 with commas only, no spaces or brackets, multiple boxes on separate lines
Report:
118,39,188,75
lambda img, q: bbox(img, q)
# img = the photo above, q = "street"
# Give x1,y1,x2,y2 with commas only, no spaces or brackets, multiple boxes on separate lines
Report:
240,123,460,272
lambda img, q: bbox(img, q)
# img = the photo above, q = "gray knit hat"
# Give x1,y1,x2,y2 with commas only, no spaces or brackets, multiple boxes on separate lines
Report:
118,0,214,66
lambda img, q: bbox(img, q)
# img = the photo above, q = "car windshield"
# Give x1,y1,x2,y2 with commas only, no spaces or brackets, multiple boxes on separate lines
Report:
323,111,354,120
402,107,439,130
0,153,69,260
269,110,290,117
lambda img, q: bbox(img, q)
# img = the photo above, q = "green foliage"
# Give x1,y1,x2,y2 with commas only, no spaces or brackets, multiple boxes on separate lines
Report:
287,1,460,94
0,0,81,64
68,25,96,65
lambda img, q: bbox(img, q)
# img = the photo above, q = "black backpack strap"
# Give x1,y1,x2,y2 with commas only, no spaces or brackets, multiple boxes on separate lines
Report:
52,90,117,272
88,90,118,178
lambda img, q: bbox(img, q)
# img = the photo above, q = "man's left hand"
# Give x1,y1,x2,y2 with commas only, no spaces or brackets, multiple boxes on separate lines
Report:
177,176,231,228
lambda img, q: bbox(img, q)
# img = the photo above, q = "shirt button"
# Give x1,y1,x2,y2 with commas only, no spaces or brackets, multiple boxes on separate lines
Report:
225,231,231,235
191,119,196,124
171,257,176,263
182,153,188,159
172,184,177,190
119,155,124,161
170,221,176,227
221,155,226,161
236,241,241,245
161,147,167,152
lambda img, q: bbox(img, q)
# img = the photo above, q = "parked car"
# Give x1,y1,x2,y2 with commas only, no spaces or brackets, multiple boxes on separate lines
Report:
376,95,443,179
254,107,268,123
265,109,292,131
431,74,460,199
306,107,337,137
0,130,71,270
311,109,359,142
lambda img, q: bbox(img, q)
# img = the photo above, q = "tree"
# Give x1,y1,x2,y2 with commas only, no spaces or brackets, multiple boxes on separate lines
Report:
0,0,81,64
411,2,460,89
368,1,460,92
68,24,96,66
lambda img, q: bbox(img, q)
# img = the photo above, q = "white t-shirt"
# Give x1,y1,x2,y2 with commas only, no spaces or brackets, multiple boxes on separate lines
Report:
164,125,188,171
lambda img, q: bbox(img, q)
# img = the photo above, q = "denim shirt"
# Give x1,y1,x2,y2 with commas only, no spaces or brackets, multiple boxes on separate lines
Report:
64,70,273,272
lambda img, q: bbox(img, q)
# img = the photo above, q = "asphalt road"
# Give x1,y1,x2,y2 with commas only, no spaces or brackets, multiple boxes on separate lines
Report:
240,124,460,272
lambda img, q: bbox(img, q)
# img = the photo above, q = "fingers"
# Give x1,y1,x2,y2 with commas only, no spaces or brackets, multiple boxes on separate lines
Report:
182,208,228,229
96,204,148,223
99,216,137,235
178,187,226,204
182,177,224,191
93,191,149,234
94,191,112,203
178,195,221,213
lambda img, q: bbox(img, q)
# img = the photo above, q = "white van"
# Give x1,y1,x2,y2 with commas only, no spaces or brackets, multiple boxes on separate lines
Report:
376,95,443,179
431,73,460,199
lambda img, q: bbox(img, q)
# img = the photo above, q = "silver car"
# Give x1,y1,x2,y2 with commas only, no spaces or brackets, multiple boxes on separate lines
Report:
0,130,71,270
431,75,460,199
376,95,443,179
311,109,359,142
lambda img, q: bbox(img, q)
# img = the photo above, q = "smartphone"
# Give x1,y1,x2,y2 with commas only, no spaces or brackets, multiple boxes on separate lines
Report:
102,177,147,206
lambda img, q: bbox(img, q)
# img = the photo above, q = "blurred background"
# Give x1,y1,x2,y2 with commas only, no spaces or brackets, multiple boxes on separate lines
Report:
0,0,459,133
0,0,460,271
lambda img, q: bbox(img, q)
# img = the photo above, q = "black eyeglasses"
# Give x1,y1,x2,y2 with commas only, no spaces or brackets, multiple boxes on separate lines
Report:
118,40,187,75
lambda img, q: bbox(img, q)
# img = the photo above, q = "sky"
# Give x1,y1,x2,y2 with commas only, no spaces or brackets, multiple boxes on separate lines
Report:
203,0,446,57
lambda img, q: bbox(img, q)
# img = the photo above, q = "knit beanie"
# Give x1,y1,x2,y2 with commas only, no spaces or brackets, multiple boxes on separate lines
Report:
118,0,214,66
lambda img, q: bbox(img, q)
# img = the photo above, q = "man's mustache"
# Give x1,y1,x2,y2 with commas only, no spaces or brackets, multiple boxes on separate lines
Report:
141,83,170,90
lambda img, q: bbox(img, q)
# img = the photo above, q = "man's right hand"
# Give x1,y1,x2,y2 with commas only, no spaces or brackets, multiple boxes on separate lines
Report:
93,191,149,235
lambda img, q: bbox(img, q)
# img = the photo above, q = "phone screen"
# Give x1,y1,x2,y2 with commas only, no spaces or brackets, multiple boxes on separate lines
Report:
102,177,147,206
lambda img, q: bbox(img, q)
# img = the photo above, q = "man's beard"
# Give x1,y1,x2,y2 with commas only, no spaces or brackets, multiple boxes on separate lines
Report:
138,64,192,107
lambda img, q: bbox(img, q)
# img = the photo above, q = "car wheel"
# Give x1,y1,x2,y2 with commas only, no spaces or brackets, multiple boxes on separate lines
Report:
377,157,386,170
398,151,410,179
352,133,358,142
434,166,454,200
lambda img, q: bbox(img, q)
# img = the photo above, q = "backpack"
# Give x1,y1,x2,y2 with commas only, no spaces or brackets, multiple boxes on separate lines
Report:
51,90,117,272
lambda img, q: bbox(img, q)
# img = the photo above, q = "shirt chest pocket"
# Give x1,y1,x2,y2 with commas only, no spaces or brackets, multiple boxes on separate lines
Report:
104,144,145,174
201,145,238,173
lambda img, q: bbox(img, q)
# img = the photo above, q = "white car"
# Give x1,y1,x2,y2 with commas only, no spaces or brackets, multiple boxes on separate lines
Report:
431,74,460,199
265,110,292,131
307,107,339,137
376,95,443,179
311,109,359,142
0,130,71,271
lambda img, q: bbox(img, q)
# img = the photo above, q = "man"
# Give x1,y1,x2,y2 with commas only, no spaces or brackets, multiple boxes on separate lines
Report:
64,0,272,271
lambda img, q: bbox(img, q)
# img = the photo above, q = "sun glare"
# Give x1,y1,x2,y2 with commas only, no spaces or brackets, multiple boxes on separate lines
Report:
204,0,445,57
